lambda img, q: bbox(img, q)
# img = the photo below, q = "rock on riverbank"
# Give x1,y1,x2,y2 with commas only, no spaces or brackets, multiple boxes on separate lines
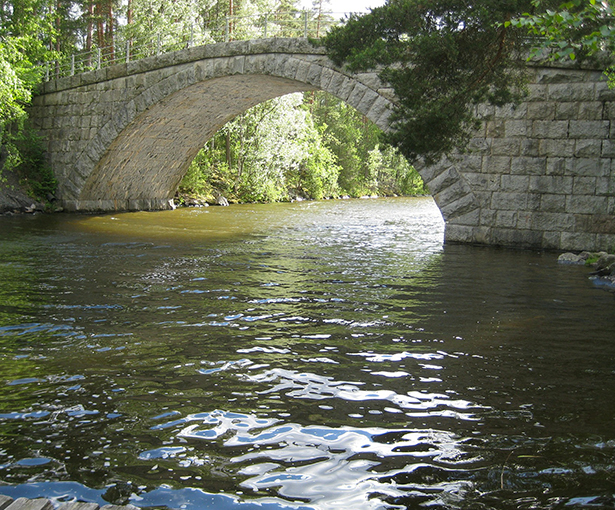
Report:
558,250,615,291
0,169,45,214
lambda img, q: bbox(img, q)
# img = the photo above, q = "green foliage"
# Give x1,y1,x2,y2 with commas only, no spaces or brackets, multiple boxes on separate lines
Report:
0,0,57,199
180,93,343,202
0,34,48,137
180,91,426,203
308,91,425,197
323,0,539,165
14,126,57,201
510,0,615,86
0,37,57,201
296,133,339,200
1,119,57,202
0,42,32,129
309,92,377,196
367,144,428,196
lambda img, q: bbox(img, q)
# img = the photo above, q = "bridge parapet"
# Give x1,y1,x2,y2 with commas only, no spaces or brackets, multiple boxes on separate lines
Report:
38,38,330,94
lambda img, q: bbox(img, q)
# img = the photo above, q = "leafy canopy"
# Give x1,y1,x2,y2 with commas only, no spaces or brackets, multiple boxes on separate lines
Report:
323,0,544,164
0,35,50,175
511,0,614,60
1,0,56,184
510,0,615,85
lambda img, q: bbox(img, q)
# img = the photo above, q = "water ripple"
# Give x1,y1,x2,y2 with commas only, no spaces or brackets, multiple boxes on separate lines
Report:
242,368,482,420
160,410,483,509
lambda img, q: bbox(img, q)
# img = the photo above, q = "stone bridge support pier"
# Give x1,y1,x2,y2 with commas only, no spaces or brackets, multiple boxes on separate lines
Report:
422,65,615,252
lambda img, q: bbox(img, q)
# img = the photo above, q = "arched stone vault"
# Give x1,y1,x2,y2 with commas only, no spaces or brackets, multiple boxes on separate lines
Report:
79,75,317,202
29,38,615,251
30,38,403,211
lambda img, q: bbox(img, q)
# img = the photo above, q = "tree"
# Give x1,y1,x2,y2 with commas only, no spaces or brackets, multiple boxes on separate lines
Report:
0,0,57,200
322,0,554,165
0,38,35,171
0,40,33,127
0,0,53,170
179,90,426,202
180,93,341,202
309,91,380,196
366,144,427,195
510,0,615,85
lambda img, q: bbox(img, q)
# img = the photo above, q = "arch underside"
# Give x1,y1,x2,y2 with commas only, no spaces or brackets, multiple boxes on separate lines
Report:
78,75,317,208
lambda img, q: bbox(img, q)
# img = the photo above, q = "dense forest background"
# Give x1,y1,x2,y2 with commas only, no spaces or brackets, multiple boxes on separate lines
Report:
0,0,427,205
179,91,427,203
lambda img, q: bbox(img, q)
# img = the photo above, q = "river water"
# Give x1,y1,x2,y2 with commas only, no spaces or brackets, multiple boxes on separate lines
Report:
0,197,614,510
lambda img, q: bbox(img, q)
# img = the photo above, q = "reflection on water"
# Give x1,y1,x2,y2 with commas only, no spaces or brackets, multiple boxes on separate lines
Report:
0,197,614,510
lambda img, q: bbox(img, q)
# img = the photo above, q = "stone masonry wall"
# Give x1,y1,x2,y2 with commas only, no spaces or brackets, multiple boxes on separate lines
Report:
420,64,615,252
28,39,394,213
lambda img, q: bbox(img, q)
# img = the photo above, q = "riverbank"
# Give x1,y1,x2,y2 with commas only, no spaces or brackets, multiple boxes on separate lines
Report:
173,191,413,208
0,168,45,214
559,250,615,291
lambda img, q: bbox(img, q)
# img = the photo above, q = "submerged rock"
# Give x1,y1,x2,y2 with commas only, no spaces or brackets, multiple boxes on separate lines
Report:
103,481,136,505
591,275,615,291
595,253,615,275
557,252,587,265
559,250,615,293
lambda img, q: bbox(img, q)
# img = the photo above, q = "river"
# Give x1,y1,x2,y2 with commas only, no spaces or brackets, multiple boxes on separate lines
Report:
0,197,614,510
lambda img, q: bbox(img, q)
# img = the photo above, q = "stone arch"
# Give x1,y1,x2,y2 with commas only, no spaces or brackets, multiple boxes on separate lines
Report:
31,38,480,244
29,40,615,250
52,40,403,211
77,75,317,209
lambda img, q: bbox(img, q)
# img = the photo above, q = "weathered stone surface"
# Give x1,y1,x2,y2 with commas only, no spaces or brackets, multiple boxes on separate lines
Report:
3,499,53,510
561,231,599,251
0,495,13,510
575,213,615,234
569,120,610,139
0,497,139,510
557,252,586,264
596,253,615,270
500,174,529,192
442,66,614,250
57,503,100,510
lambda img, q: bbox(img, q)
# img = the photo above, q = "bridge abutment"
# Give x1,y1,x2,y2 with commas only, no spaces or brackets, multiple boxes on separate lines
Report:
415,66,615,251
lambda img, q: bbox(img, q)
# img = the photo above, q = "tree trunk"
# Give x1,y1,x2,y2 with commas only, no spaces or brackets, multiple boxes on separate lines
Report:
86,0,94,65
106,0,114,61
96,0,104,50
54,0,61,53
315,0,323,37
225,130,232,170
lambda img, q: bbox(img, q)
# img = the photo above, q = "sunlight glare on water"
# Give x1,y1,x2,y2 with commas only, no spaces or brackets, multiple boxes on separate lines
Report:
0,197,614,510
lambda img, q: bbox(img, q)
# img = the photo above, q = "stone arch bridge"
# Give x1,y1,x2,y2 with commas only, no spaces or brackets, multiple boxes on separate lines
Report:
29,38,615,251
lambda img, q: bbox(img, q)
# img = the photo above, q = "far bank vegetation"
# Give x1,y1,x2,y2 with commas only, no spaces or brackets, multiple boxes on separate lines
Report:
178,91,427,205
